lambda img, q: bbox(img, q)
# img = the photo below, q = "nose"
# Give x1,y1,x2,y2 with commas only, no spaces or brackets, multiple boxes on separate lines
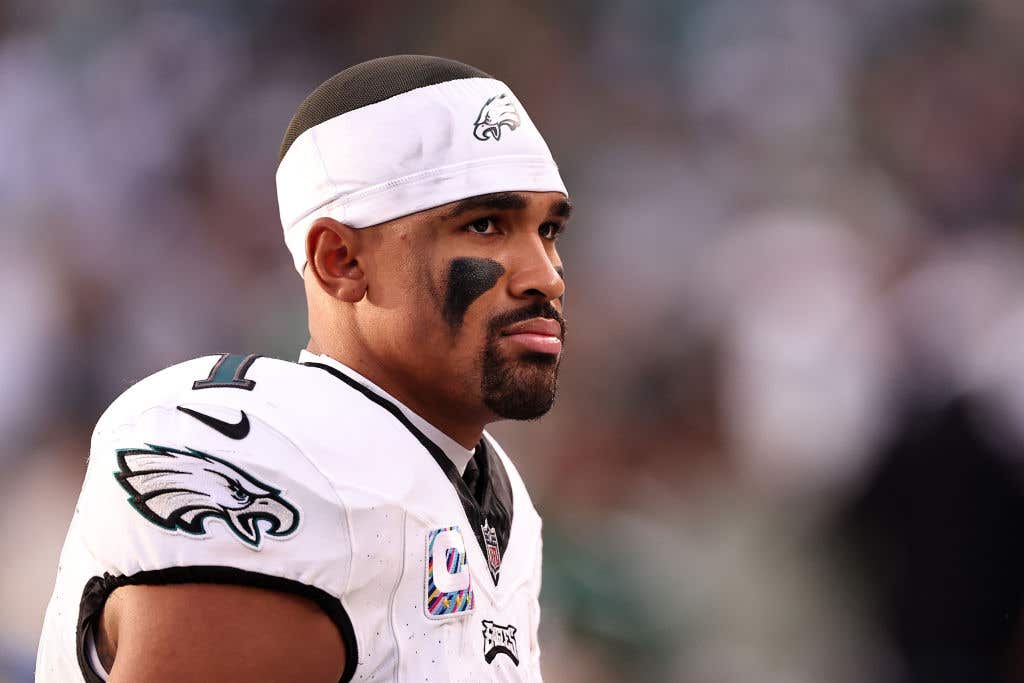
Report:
506,236,565,303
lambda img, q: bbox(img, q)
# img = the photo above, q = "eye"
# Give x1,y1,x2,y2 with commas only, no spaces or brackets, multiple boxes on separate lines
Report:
465,217,498,235
228,479,251,503
539,222,564,240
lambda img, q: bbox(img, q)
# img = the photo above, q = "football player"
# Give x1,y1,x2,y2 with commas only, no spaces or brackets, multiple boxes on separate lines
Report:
36,55,569,682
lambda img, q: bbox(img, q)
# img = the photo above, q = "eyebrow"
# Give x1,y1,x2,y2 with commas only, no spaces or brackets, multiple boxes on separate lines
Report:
550,199,573,219
444,192,528,219
442,192,575,221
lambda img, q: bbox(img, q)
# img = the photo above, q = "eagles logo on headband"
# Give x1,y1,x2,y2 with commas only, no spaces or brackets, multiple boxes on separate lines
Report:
276,55,568,274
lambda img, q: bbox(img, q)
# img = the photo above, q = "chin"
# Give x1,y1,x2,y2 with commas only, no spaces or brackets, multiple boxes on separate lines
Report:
480,349,560,420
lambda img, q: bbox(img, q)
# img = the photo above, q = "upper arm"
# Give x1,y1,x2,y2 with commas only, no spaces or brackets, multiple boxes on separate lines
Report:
104,582,345,682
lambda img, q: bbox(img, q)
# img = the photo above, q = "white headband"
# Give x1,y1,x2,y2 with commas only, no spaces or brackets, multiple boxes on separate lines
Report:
276,76,567,274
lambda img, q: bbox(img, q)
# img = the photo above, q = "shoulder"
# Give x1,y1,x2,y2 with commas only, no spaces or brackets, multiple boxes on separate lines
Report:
67,354,360,679
97,354,305,433
79,354,353,586
93,353,380,447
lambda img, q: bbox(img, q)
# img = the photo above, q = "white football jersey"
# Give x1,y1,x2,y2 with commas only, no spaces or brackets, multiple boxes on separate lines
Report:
36,352,544,682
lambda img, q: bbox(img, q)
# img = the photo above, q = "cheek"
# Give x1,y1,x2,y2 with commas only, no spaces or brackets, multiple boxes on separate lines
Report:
441,258,505,329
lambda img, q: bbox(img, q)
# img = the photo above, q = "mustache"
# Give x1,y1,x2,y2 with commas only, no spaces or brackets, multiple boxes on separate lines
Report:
486,301,566,339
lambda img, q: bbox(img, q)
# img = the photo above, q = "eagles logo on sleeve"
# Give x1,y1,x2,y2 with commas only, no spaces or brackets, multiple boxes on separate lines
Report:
113,444,300,549
472,93,521,141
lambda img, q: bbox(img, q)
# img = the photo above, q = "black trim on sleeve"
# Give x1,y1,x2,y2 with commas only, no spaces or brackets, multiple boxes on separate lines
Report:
302,360,514,585
75,566,358,683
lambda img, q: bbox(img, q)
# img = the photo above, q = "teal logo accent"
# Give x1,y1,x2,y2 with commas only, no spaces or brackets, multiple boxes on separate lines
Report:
114,445,299,549
192,353,259,391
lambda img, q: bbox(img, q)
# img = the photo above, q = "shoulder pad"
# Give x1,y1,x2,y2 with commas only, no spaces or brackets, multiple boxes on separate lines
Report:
81,357,351,596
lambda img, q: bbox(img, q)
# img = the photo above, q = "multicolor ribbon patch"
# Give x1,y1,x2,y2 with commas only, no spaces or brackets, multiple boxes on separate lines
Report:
425,525,475,618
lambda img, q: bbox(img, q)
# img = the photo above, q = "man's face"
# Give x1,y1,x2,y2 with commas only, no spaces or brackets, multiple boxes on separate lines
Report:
357,191,569,422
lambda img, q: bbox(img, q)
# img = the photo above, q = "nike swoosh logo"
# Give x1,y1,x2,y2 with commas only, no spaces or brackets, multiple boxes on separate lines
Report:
176,406,250,440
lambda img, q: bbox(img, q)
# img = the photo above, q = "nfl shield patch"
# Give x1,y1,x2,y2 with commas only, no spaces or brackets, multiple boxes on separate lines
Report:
481,519,501,580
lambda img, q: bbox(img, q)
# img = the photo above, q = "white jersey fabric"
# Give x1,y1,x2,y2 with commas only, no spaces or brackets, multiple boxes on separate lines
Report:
36,352,544,682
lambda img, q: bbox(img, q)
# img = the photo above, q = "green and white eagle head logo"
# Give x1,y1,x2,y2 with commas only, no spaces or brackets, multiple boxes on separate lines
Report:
114,445,300,549
473,93,521,141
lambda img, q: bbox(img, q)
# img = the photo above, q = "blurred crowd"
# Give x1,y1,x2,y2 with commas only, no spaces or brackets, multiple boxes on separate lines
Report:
5,1,1024,681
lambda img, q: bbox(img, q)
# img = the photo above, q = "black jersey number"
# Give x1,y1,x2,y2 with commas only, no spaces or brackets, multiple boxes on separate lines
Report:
192,353,260,391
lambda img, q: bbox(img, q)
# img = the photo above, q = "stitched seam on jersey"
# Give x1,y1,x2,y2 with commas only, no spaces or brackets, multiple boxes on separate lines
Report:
252,412,363,671
256,417,356,600
386,508,408,683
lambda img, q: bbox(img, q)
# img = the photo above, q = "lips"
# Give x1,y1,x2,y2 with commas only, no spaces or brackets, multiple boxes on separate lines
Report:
500,317,563,355
501,318,562,338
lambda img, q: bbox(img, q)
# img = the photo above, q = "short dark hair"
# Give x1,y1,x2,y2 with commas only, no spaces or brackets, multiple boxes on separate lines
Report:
279,55,491,164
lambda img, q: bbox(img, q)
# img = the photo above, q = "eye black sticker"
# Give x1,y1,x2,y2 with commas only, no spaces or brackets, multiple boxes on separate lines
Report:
442,258,505,329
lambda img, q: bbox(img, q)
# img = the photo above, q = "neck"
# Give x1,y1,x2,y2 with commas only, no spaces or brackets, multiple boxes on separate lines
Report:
306,339,487,449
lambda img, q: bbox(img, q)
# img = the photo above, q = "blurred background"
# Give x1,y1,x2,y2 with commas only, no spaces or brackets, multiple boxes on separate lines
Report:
5,0,1024,681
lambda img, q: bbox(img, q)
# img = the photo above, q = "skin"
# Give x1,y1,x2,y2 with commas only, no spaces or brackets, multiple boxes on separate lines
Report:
100,584,345,682
96,190,570,679
304,189,569,446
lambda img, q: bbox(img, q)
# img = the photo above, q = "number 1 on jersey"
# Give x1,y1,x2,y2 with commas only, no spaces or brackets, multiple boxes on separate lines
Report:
192,353,259,391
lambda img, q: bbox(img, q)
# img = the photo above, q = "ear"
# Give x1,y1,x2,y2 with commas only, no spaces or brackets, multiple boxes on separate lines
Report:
305,217,367,303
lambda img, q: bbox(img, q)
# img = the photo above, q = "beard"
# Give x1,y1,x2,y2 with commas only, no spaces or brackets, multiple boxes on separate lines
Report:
480,302,565,420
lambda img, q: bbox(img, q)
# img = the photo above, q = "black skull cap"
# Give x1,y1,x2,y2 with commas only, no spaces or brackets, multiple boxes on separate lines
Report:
279,55,492,164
